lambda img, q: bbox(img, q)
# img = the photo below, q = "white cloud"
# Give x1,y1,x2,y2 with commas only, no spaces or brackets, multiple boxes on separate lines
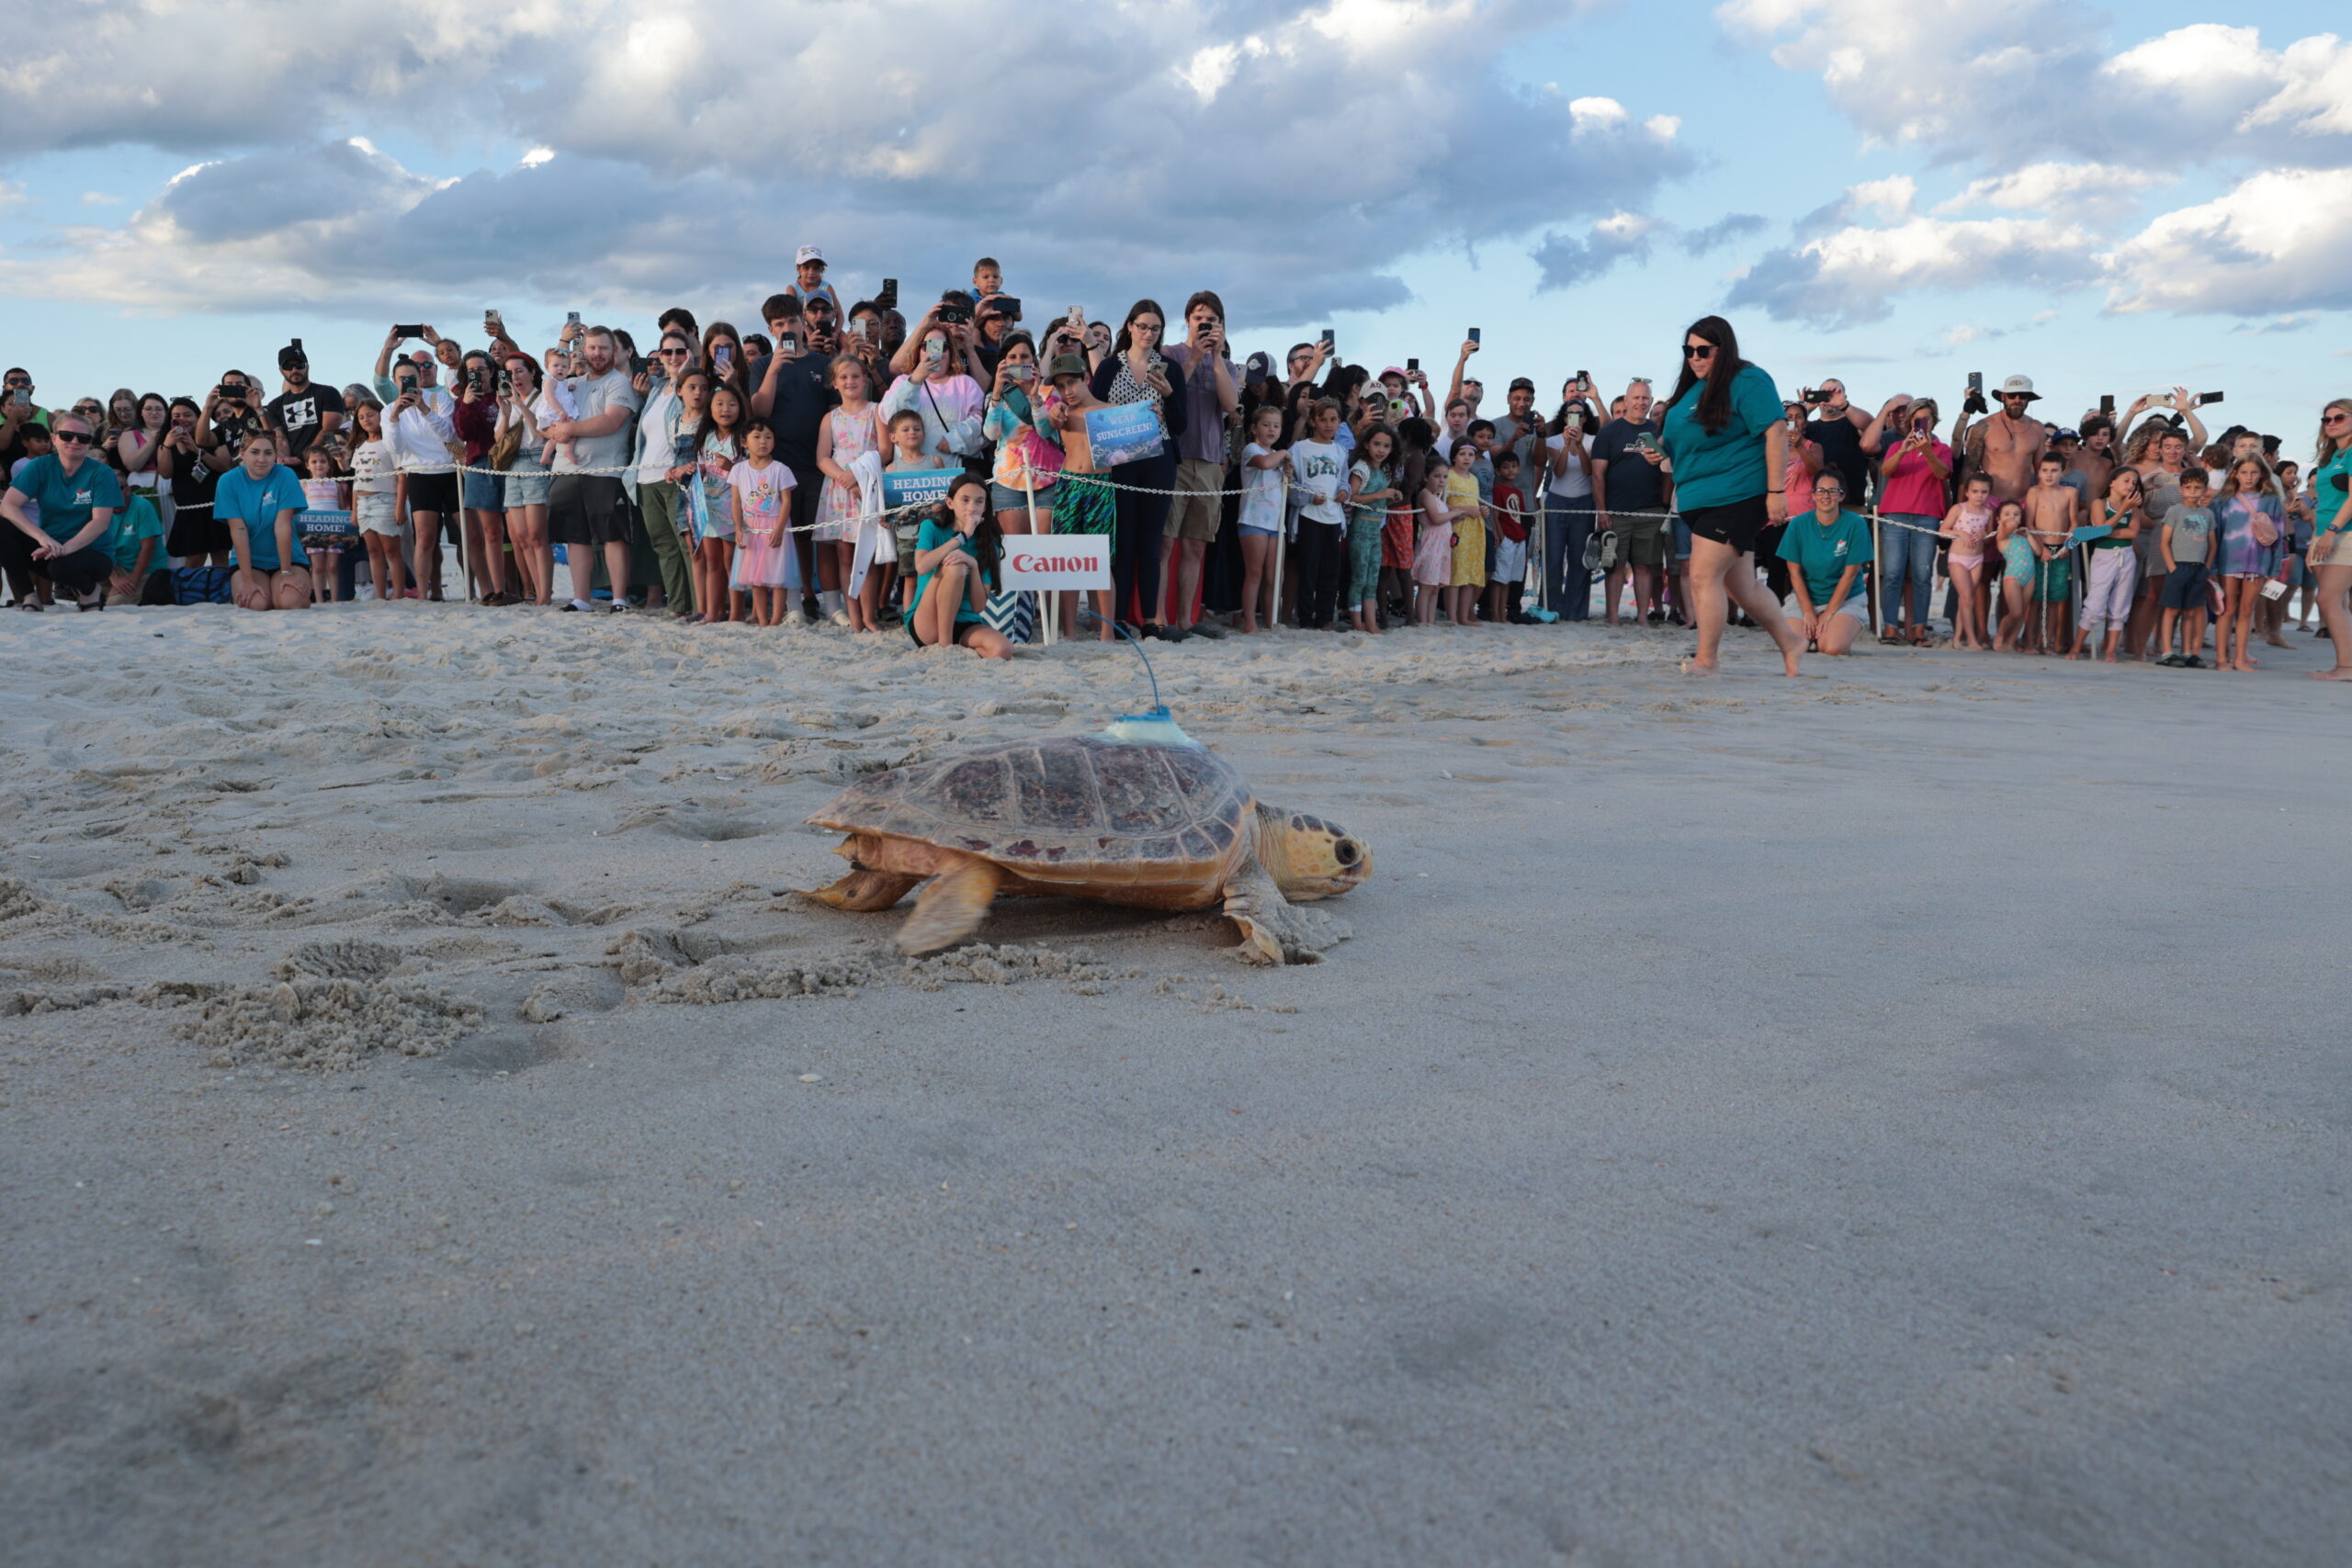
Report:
2103,168,2352,317
1532,211,1657,289
1717,3,2352,169
1935,162,2159,223
0,0,1682,325
1728,215,2101,326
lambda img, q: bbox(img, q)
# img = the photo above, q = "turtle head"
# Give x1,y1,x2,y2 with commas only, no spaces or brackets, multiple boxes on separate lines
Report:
1255,805,1372,901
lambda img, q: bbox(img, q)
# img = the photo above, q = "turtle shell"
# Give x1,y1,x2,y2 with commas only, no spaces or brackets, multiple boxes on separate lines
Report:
808,734,1252,882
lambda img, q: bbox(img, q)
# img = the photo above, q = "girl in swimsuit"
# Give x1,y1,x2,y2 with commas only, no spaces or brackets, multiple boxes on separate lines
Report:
1992,499,2034,653
1938,474,1996,649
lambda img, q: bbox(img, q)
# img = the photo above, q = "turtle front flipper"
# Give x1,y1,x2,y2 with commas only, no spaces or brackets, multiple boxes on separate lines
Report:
896,854,1002,954
806,865,922,912
1221,857,1328,966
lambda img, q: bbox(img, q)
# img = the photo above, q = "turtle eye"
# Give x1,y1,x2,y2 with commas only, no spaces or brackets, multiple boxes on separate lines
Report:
1333,840,1359,867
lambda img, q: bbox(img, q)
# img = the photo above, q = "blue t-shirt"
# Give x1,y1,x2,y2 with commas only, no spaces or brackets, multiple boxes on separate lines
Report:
1776,507,1875,607
913,517,984,626
1660,364,1781,512
2314,446,2352,536
213,463,311,572
6,453,123,545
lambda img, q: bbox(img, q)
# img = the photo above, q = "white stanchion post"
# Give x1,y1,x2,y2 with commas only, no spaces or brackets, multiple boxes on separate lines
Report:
1870,512,1882,636
1026,466,1052,648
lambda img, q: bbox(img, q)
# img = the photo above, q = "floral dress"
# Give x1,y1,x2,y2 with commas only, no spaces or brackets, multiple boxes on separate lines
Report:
816,405,882,544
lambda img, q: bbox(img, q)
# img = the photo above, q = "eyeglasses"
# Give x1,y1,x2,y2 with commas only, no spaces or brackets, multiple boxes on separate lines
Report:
51,430,92,446
1683,343,1715,360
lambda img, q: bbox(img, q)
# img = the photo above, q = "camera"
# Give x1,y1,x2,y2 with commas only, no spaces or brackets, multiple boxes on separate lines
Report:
938,300,974,327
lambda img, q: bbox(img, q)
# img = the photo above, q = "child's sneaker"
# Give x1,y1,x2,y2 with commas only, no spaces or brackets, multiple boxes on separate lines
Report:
1596,531,1621,571
2156,653,2186,667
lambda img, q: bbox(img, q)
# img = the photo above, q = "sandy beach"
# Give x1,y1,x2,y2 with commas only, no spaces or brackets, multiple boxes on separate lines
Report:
3,604,2346,1566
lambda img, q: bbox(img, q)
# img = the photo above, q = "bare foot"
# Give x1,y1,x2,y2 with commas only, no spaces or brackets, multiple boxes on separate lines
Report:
2310,666,2352,681
1680,658,1721,676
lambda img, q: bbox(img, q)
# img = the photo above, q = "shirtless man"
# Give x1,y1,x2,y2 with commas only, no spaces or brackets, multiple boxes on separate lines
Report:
2021,452,2080,652
1955,374,2050,502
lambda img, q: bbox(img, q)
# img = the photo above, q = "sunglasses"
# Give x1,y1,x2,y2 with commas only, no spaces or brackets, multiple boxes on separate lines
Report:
51,430,92,445
1683,343,1715,359
2325,412,2349,424
658,347,689,357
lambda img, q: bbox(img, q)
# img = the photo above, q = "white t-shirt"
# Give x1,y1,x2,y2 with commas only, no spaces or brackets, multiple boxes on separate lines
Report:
1545,433,1593,499
728,457,796,536
1290,439,1346,525
351,438,394,495
1239,444,1284,534
636,387,680,484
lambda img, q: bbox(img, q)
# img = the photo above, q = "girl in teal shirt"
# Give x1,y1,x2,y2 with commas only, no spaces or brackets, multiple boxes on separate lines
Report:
910,474,1014,660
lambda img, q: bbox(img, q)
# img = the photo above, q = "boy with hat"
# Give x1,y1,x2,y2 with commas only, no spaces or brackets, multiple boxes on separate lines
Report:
790,245,843,319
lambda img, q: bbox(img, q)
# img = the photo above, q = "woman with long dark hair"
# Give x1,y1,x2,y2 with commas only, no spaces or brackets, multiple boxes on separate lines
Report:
1090,299,1189,638
2304,397,2352,680
909,473,1015,659
1657,316,1804,674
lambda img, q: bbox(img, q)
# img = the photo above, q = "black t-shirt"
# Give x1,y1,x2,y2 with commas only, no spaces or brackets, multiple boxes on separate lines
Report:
209,407,267,457
1805,412,1869,499
266,382,345,457
1591,418,1668,512
747,351,834,468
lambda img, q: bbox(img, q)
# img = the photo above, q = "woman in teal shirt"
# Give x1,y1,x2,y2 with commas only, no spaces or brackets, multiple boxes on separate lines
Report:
2309,397,2352,682
213,429,312,612
1657,315,1804,675
910,474,1015,660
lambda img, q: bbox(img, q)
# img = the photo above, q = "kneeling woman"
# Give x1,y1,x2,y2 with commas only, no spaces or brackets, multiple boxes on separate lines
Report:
910,474,1016,659
1775,470,1873,655
214,430,313,612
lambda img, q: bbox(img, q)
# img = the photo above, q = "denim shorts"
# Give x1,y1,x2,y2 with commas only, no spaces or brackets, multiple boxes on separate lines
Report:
462,467,503,511
503,456,550,508
989,479,1054,518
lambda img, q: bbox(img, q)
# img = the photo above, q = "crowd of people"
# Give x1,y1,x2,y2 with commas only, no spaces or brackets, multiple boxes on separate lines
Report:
6,250,2350,679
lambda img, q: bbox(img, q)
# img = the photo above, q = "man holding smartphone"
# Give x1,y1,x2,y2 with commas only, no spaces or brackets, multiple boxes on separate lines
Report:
1159,290,1239,637
1589,378,1673,625
542,325,642,613
1,369,49,476
752,293,838,608
266,341,345,460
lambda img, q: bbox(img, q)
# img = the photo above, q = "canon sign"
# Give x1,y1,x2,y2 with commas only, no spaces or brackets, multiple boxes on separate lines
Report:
1000,536,1112,590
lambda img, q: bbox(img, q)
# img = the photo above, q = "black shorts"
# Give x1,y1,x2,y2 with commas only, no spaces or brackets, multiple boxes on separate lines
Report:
1680,494,1769,556
404,469,459,515
549,475,629,547
2160,561,2211,610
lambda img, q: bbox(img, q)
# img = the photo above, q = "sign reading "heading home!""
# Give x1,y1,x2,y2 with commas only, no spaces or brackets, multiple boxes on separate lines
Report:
1000,536,1112,591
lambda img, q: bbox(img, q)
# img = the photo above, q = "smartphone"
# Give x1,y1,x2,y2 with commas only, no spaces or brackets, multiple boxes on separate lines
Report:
1967,371,1983,397
395,372,419,395
924,334,946,362
1632,432,1660,455
1407,356,1419,372
1066,305,1082,326
565,310,581,327
781,332,800,355
877,278,899,310
1467,328,1481,345
392,323,426,339
1804,389,1830,405
714,344,732,372
628,355,646,377
484,310,503,333
2099,393,2115,416
1575,369,1589,390
1319,328,1335,353
2195,390,2224,407
496,369,512,397
1010,364,1034,383
1911,413,1933,435
847,318,865,340
996,297,1022,321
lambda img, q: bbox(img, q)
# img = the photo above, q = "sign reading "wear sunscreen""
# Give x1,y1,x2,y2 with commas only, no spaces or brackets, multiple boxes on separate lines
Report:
1000,536,1111,590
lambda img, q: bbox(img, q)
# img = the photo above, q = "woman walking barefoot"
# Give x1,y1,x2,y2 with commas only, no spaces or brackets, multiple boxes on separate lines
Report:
1657,316,1804,675
2303,399,2352,681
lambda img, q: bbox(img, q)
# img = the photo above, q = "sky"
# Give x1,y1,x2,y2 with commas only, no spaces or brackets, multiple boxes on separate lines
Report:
1,0,2346,446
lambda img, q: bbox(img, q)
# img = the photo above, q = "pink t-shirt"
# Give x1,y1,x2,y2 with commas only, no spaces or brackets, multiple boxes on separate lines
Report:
1882,439,1952,517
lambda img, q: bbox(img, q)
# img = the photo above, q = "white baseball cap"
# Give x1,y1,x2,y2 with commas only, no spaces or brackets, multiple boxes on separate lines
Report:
796,245,825,267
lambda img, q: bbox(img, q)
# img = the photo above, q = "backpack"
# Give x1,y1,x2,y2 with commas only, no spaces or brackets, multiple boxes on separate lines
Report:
166,567,235,604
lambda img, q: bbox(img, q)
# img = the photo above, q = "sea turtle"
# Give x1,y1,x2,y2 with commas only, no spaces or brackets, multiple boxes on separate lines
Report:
803,725,1371,964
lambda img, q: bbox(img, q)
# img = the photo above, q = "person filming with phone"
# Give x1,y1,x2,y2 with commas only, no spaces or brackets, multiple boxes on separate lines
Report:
375,328,461,600
1159,290,1239,637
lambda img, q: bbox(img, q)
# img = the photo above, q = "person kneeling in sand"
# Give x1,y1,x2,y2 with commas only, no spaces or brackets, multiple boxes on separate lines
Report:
910,474,1014,659
213,430,312,612
1775,471,1872,655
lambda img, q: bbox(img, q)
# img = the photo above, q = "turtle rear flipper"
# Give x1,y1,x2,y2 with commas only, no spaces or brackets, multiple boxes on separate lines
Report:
807,865,922,912
1222,857,1335,966
896,855,1001,954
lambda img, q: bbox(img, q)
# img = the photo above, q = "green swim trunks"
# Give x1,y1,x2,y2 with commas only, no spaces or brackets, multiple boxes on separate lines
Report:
2031,554,2073,603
